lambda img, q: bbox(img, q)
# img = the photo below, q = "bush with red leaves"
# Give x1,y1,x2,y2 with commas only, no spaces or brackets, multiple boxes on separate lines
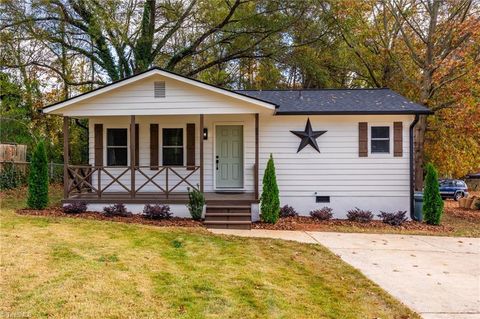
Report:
310,207,333,220
346,207,373,223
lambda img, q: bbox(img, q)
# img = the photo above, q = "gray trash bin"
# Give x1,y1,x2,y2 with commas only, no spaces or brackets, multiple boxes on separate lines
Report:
413,191,423,221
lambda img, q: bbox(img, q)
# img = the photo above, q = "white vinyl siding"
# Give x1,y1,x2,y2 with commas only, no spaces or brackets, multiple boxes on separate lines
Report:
257,114,413,216
61,75,273,116
88,114,413,217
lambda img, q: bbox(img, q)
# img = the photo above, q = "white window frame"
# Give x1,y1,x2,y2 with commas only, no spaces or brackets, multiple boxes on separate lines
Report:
369,125,391,155
161,127,184,166
106,128,129,167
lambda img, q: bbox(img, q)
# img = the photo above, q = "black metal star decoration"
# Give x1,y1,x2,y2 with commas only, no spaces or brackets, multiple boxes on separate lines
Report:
290,118,327,153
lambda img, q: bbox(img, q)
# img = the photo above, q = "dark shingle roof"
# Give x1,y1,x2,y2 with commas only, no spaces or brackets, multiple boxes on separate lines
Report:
235,88,431,114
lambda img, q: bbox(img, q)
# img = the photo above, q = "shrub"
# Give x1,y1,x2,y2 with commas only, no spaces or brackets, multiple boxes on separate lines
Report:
423,163,444,225
27,141,49,209
0,162,26,190
143,204,172,220
346,207,373,223
63,201,88,214
476,200,480,210
260,154,280,223
279,205,298,218
378,211,408,226
187,186,205,220
103,203,131,217
310,207,333,220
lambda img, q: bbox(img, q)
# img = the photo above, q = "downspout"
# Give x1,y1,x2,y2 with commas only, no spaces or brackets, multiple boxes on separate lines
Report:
409,114,420,220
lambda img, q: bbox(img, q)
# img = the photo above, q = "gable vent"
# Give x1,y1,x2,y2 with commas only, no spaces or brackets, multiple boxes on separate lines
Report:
154,81,166,98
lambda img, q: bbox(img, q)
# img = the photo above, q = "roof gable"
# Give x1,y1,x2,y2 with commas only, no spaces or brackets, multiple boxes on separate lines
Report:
43,68,276,115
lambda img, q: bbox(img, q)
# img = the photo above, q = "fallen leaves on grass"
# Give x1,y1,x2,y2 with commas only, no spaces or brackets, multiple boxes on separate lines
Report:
444,207,480,222
16,208,204,228
253,216,454,233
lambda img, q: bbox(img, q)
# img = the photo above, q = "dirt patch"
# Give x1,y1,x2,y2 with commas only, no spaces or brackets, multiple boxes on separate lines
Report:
253,216,454,233
16,208,204,228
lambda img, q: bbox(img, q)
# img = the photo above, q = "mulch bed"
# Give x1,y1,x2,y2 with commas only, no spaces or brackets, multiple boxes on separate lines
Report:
16,208,204,228
16,207,478,233
253,216,455,233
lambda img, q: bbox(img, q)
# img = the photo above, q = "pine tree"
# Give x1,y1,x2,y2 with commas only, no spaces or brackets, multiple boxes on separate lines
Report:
423,163,444,225
260,154,280,223
27,140,49,209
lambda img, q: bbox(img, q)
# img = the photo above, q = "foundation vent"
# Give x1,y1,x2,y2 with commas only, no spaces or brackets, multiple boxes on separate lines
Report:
316,196,330,203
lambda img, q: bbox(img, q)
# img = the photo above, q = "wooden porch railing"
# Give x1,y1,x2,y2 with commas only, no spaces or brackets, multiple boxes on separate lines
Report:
66,165,200,199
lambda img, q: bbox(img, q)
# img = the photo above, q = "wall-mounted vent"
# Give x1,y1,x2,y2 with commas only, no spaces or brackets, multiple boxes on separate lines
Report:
316,196,330,203
154,81,166,98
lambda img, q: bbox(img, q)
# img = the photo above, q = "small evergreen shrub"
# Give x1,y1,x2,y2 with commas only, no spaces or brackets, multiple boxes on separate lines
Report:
279,205,298,218
143,204,172,220
260,154,280,223
378,211,408,226
346,207,373,223
423,163,444,225
103,203,131,217
27,141,49,209
476,200,480,210
63,201,87,214
310,207,333,220
0,162,26,190
187,186,205,220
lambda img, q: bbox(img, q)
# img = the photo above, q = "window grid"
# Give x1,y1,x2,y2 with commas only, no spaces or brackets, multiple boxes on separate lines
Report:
162,128,184,166
106,128,128,166
371,126,390,154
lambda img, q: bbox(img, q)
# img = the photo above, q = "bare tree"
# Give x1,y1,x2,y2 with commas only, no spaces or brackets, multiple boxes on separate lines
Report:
1,0,313,84
385,0,478,189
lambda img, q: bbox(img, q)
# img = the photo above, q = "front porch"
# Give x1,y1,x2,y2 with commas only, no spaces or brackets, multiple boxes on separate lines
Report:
62,113,260,228
62,113,260,203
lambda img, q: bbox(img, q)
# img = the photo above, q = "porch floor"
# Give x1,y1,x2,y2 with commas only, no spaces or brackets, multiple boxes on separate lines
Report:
64,192,258,205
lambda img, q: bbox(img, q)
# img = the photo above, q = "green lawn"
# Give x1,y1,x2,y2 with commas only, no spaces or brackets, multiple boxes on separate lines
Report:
0,186,418,318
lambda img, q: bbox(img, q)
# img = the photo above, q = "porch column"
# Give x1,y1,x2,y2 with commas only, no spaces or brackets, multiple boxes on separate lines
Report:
130,115,136,198
255,113,259,200
199,114,204,192
63,116,69,199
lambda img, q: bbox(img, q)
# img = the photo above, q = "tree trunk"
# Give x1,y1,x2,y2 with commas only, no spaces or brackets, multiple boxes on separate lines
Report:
414,115,427,190
415,65,434,191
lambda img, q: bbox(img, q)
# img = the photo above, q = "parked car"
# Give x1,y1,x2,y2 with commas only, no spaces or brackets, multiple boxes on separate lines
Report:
439,179,469,201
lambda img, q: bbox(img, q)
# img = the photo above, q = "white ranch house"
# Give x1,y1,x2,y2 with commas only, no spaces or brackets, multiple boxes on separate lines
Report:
43,67,431,228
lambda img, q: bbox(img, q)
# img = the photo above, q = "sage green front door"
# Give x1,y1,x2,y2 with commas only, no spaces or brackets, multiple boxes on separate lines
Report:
216,125,243,188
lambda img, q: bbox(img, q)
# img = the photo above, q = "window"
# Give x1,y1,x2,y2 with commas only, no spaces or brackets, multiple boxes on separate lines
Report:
371,126,390,153
163,128,183,166
107,129,128,166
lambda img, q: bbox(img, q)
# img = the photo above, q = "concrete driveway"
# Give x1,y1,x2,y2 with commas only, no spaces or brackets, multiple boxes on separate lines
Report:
210,229,480,319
